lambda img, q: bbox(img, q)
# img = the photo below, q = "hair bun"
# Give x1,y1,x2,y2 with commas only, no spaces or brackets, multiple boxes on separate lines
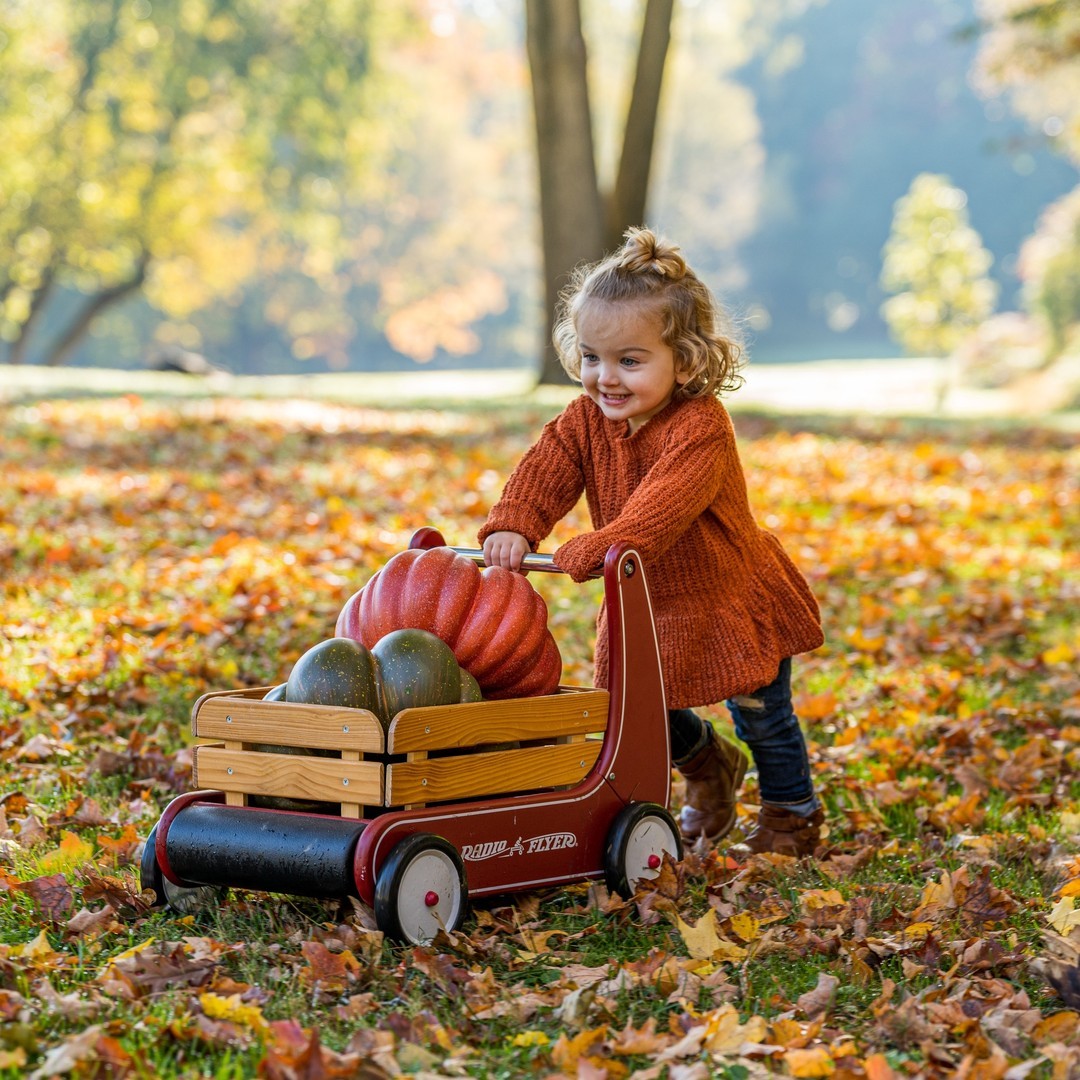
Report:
618,226,687,280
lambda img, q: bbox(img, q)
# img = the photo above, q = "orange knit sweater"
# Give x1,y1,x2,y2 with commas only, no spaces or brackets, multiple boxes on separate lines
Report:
478,393,823,709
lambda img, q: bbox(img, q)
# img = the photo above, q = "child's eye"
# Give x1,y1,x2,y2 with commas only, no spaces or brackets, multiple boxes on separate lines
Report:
620,357,639,367
581,353,598,364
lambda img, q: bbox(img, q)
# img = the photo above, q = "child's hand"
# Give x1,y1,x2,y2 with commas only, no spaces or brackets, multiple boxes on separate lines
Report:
483,531,531,574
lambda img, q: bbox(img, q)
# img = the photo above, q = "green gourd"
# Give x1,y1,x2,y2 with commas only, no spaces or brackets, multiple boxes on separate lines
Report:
372,629,461,724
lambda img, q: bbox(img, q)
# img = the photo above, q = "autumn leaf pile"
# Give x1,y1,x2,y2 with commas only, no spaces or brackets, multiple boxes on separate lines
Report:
1,392,1078,1079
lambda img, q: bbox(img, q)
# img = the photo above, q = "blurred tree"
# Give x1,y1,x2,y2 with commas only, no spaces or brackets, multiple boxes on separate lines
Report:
526,0,674,383
1018,185,1080,353
972,0,1080,368
732,0,1074,360
0,0,403,366
973,0,1080,163
880,173,998,362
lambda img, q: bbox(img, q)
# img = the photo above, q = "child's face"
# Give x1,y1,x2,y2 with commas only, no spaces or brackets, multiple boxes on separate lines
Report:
576,299,686,434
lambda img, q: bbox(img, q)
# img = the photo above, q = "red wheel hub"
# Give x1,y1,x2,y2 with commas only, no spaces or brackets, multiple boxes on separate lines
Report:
424,890,440,907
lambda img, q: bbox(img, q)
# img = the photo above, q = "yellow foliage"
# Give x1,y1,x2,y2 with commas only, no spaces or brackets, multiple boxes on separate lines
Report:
37,831,94,874
784,1046,836,1077
901,922,936,939
198,992,268,1032
1048,896,1080,935
701,1004,768,1053
729,912,761,942
676,910,747,962
798,889,846,912
507,1031,549,1048
1042,643,1075,665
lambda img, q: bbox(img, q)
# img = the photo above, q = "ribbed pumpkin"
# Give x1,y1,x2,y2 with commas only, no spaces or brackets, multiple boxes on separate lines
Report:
335,547,561,699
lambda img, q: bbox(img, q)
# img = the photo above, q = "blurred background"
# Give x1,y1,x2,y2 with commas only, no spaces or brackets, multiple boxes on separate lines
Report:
1,0,1078,402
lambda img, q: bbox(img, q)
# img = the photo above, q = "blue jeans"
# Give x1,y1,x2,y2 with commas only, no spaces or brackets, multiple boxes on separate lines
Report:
669,658,816,808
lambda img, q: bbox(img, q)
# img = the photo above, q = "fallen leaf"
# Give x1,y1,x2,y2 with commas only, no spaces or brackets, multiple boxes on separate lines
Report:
33,977,105,1021
676,910,747,962
784,1045,836,1077
259,1020,388,1079
609,1017,667,1056
66,904,120,938
1048,897,1080,935
12,873,73,922
550,1025,609,1072
700,1003,769,1053
863,1052,898,1080
797,973,840,1020
798,888,847,912
729,911,761,941
27,1025,136,1080
199,992,269,1032
507,1030,550,1048
37,832,93,875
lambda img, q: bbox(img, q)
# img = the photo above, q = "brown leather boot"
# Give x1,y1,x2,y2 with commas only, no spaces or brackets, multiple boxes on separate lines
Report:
676,730,748,842
730,804,824,859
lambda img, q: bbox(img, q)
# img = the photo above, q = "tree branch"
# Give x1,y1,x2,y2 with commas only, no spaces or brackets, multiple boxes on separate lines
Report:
608,0,675,248
43,254,150,366
6,268,58,365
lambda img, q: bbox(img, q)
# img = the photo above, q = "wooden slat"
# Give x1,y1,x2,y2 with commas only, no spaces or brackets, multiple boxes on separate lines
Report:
387,688,609,754
190,686,275,733
194,696,385,753
223,739,247,806
386,739,603,806
340,750,361,818
194,746,383,805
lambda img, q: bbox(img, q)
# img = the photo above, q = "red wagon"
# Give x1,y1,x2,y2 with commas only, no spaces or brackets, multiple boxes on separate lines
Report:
141,528,682,944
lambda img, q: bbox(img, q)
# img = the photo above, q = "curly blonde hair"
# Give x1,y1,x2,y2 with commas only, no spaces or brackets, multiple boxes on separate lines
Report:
552,226,744,397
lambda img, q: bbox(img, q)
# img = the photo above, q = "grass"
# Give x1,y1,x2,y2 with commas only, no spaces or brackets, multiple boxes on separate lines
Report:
1,367,1078,1077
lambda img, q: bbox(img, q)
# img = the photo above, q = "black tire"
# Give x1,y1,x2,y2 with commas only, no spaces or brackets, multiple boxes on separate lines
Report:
604,802,682,898
374,833,467,945
139,825,225,915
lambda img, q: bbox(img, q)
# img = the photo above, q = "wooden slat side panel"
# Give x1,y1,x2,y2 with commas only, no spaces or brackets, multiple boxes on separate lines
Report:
386,740,603,806
387,689,609,754
194,697,384,752
193,746,383,805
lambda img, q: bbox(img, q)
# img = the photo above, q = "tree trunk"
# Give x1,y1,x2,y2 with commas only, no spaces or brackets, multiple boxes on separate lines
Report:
7,270,57,366
43,256,149,366
526,0,676,385
526,0,606,385
607,0,675,249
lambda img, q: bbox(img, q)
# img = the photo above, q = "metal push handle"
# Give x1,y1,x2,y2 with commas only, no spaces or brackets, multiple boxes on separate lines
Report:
449,547,602,579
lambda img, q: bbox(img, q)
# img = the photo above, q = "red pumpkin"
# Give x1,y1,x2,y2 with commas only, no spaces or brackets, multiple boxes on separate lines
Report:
335,547,561,699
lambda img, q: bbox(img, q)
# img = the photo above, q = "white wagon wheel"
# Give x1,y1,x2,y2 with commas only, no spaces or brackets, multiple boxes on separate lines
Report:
374,833,468,945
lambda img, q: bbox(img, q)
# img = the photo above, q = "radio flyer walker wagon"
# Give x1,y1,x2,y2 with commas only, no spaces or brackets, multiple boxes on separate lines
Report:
141,528,682,944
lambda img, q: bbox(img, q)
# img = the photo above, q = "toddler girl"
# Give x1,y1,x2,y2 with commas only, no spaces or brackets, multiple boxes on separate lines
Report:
480,228,825,857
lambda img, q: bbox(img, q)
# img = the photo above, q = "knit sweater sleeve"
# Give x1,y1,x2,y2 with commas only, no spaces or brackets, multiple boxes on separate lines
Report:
477,398,587,548
553,401,733,581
